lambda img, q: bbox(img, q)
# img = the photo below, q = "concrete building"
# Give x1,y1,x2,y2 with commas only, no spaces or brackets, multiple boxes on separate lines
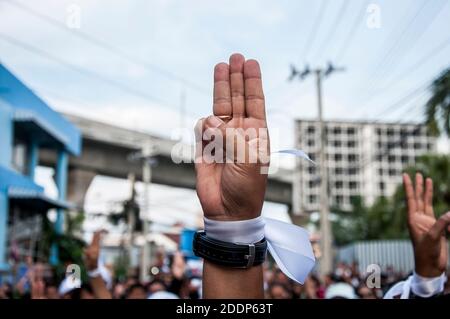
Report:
0,64,81,271
295,119,436,213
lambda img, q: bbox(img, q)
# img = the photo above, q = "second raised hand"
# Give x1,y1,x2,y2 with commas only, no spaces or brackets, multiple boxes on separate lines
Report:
403,173,450,277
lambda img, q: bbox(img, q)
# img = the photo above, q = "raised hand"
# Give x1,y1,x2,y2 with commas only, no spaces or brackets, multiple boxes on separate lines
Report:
403,173,450,277
195,53,269,221
84,231,102,271
84,230,112,299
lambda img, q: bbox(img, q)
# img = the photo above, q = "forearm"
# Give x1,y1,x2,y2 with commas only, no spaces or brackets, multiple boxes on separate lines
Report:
203,261,264,299
89,276,112,299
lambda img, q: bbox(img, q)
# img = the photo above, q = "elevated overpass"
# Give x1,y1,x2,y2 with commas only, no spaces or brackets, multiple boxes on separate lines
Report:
39,114,294,211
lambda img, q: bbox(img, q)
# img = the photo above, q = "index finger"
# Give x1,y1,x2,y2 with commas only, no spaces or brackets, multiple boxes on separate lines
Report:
402,173,416,214
213,63,232,117
244,59,266,121
415,173,424,213
424,177,434,217
91,231,102,247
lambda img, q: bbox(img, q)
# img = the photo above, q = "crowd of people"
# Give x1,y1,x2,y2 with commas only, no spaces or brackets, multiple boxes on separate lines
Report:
3,255,448,299
0,169,449,300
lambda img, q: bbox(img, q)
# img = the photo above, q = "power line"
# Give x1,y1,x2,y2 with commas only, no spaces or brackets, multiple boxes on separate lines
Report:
314,0,350,62
0,33,198,118
334,0,370,63
3,0,209,96
301,0,328,62
368,35,450,96
363,0,433,91
367,80,432,120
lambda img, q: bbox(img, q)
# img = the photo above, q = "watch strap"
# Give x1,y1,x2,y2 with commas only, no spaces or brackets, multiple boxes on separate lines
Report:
193,230,267,268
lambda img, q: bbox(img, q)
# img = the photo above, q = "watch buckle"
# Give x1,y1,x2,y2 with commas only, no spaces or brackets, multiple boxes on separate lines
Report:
243,243,256,268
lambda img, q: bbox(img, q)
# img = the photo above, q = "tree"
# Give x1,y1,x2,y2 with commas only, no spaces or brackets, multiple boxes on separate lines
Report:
425,67,450,137
38,210,87,281
392,154,450,223
331,195,401,246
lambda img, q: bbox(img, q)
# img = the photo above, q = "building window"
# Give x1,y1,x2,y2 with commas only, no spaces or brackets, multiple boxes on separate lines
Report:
347,140,357,148
335,167,343,175
348,154,358,162
335,195,343,205
309,195,317,203
333,127,341,135
349,181,358,190
334,154,342,161
400,128,409,138
335,181,343,189
388,169,396,176
12,141,27,174
307,126,315,134
379,182,385,191
308,167,316,175
347,128,355,135
308,139,315,147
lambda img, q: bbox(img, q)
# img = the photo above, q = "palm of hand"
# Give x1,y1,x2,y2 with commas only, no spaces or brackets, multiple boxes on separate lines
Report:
196,54,269,221
410,212,448,271
403,173,448,276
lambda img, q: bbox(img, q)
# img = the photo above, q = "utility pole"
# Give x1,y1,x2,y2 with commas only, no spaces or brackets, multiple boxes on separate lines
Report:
126,173,136,265
128,141,158,282
315,68,332,277
289,62,345,276
140,141,152,282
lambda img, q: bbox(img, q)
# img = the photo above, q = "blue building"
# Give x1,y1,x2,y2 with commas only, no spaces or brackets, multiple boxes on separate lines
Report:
0,64,81,271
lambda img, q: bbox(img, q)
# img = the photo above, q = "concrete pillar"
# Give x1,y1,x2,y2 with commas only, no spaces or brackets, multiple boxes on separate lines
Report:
0,103,12,271
67,168,96,211
50,150,69,266
27,139,39,181
0,103,12,167
0,192,9,271
55,150,68,234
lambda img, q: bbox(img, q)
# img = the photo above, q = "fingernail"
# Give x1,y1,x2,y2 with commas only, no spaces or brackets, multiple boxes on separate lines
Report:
208,116,224,128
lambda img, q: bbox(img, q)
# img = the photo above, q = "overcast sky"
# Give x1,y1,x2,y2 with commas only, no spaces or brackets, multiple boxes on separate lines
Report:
1,0,449,230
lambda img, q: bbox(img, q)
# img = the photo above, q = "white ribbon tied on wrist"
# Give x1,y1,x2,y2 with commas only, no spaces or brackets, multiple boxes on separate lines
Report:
203,216,316,284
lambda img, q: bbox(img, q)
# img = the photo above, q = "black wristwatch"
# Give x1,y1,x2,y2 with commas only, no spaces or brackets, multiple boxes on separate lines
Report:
193,231,267,268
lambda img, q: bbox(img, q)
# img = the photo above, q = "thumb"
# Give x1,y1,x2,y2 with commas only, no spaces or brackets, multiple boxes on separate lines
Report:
204,115,226,136
428,211,450,241
202,116,227,163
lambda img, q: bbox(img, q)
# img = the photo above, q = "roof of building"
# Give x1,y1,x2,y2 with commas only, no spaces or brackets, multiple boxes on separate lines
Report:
295,117,428,127
0,165,70,210
0,64,81,155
